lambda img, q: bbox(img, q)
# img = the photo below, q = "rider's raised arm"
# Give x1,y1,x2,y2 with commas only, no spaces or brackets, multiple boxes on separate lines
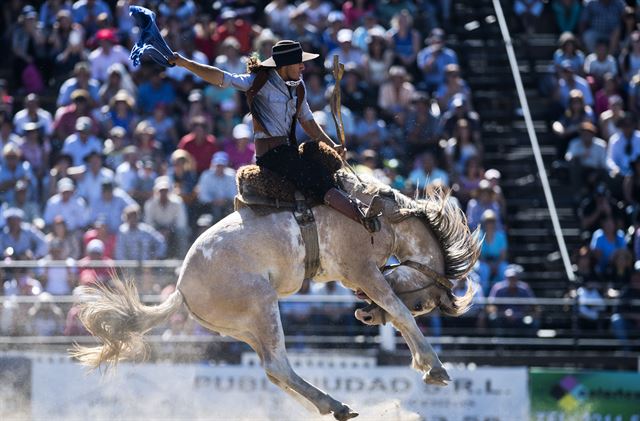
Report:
169,53,254,91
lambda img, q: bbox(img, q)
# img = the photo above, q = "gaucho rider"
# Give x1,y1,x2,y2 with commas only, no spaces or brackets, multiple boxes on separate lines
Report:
169,40,380,232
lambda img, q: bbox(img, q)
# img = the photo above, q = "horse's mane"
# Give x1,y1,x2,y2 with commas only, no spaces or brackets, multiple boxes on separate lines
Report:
341,170,481,282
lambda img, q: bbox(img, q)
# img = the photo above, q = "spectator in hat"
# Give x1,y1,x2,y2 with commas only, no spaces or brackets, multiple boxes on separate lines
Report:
40,0,74,30
115,204,167,261
607,112,640,178
441,94,481,143
324,29,364,71
45,213,81,261
320,11,345,55
435,63,471,111
53,90,97,141
88,177,136,233
444,118,481,177
144,177,190,258
416,28,458,94
137,70,177,115
378,65,416,118
178,116,220,175
487,265,539,334
78,238,114,286
0,207,48,260
555,60,594,108
132,121,163,164
0,143,37,205
75,150,114,207
213,37,247,76
265,0,296,36
103,126,128,169
104,89,138,136
197,152,237,224
552,89,596,156
565,121,608,192
20,121,51,180
224,123,255,169
284,9,321,52
43,177,88,233
466,179,503,231
552,32,585,77
60,116,103,166
1,179,40,226
477,209,509,292
578,183,625,233
387,9,421,70
362,27,394,87
56,62,100,107
12,93,53,137
98,62,137,107
83,216,115,258
182,90,214,139
168,149,198,207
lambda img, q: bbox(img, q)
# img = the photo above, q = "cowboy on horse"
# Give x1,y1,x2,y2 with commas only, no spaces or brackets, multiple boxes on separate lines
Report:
169,40,381,232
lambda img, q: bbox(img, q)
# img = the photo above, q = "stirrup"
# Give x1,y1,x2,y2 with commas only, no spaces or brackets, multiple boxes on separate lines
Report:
361,195,383,233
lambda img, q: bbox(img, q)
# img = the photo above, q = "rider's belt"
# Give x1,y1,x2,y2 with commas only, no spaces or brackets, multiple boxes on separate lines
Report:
255,136,289,157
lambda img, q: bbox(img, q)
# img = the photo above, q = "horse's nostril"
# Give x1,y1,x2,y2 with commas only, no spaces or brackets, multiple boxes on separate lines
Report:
363,315,373,322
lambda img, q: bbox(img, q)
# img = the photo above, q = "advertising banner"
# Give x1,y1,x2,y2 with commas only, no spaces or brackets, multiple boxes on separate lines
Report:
30,357,529,421
530,369,640,421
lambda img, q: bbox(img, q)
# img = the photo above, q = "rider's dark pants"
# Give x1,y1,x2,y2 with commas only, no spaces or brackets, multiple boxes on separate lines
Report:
256,143,336,201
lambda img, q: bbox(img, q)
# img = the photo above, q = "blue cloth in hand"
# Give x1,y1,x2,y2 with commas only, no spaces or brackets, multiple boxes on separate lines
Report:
129,5,175,67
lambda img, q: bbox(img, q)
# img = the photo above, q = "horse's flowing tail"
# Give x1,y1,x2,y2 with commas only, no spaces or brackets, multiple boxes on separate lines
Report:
70,277,183,369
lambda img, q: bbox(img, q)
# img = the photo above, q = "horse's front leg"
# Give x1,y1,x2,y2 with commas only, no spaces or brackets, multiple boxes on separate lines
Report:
353,269,450,386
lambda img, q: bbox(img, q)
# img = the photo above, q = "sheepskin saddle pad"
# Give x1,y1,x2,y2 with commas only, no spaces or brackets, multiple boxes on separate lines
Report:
236,141,343,206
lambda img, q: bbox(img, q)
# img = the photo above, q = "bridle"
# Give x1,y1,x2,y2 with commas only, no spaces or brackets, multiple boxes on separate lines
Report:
360,260,452,325
380,260,453,294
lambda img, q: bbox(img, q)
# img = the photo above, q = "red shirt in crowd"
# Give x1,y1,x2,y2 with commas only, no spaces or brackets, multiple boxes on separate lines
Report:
212,19,253,54
178,133,219,173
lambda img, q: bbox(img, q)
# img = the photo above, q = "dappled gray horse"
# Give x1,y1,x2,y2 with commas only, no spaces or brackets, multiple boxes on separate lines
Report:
72,171,481,420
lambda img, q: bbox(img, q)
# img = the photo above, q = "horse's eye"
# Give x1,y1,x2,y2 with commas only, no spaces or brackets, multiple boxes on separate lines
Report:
413,303,422,312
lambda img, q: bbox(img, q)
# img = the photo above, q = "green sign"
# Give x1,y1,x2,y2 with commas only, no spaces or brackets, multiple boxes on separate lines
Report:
530,369,640,421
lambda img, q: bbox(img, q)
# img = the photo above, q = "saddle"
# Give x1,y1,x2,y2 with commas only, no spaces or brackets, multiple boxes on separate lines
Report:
234,141,343,210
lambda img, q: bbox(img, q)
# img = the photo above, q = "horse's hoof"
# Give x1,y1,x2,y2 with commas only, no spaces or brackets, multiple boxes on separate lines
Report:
423,366,451,386
333,404,359,420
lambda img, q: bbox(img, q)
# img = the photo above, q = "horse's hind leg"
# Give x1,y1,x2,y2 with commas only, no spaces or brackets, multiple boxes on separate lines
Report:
239,297,358,421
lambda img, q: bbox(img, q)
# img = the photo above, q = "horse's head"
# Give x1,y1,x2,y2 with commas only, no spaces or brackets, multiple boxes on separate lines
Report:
354,265,475,326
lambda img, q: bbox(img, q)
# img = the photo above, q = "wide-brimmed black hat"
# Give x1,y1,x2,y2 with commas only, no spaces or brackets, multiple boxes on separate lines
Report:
261,40,318,68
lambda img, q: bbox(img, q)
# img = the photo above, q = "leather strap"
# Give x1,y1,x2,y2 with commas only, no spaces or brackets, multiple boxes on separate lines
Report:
381,260,453,291
293,191,320,280
246,70,272,137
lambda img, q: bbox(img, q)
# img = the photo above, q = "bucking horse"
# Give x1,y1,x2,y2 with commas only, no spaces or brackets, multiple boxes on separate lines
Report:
71,145,481,420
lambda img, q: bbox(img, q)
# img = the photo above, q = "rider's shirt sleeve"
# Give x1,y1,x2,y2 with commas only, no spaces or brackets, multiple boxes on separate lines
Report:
219,71,255,92
298,99,313,122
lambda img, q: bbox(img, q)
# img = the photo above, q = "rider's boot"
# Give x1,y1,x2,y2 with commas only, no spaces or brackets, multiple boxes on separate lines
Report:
323,188,382,233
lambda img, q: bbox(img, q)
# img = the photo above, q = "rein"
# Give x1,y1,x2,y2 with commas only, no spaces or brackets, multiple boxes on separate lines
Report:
381,260,454,292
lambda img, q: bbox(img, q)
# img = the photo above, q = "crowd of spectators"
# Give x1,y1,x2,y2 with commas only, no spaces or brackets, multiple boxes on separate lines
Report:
0,0,634,345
